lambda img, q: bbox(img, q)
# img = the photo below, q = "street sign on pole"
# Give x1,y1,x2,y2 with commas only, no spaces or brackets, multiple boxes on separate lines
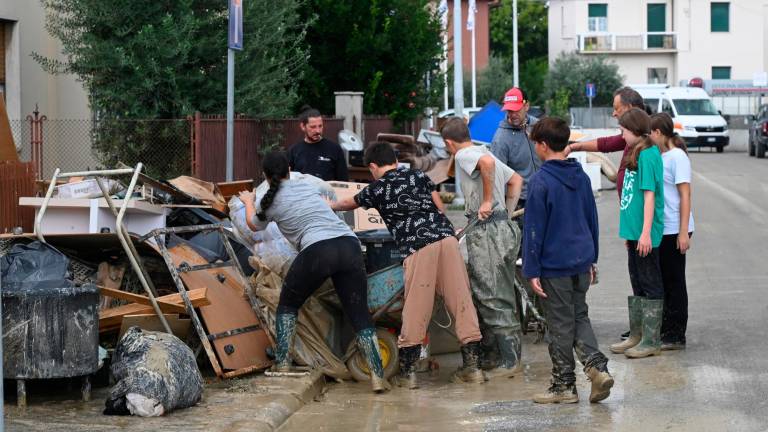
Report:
226,0,243,182
586,82,596,111
228,0,243,51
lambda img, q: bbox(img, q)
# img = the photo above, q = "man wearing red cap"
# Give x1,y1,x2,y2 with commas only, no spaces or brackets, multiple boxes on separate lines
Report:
490,88,542,210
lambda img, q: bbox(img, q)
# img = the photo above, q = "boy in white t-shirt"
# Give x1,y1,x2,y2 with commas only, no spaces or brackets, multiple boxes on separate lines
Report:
440,117,525,379
650,113,694,350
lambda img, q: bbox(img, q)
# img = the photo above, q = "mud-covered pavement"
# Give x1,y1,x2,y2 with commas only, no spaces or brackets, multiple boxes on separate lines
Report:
280,151,768,432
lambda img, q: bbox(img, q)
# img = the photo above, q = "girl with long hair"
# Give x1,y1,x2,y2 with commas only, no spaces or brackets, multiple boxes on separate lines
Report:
239,151,389,393
650,113,694,350
609,108,666,359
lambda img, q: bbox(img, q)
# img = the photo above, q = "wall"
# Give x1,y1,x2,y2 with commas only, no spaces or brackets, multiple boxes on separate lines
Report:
0,1,90,122
446,0,491,72
674,0,768,81
613,53,677,85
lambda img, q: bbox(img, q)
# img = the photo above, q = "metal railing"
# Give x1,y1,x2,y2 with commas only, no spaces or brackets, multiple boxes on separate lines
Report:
578,32,677,52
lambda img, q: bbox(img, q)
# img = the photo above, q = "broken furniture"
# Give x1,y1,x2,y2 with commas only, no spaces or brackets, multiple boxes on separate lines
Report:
35,164,174,334
20,197,167,237
1,241,99,408
143,224,274,378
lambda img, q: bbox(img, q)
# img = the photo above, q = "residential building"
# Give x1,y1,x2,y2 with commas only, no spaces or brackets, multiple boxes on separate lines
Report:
548,0,768,86
1,1,90,122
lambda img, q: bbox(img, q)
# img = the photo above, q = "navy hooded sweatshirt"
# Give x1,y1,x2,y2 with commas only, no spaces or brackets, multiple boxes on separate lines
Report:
522,159,599,279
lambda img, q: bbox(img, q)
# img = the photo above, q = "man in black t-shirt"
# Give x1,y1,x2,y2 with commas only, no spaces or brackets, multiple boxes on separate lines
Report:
287,107,349,181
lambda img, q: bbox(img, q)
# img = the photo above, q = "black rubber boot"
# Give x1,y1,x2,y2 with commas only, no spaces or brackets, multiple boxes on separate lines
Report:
451,341,486,384
396,345,421,389
272,313,297,372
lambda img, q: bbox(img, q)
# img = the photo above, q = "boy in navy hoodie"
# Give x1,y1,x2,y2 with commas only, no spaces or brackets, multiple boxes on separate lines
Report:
523,117,614,404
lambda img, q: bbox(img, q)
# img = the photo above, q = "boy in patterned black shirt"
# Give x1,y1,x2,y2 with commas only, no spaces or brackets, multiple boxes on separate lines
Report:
333,142,484,389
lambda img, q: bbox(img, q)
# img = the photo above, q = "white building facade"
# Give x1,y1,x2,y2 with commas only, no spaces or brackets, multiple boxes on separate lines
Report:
1,1,90,122
548,0,768,87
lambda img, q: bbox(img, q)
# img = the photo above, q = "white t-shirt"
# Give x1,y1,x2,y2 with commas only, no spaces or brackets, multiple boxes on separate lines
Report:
662,148,695,235
455,145,515,213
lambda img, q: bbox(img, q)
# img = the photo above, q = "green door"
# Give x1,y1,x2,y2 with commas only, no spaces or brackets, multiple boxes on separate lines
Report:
647,3,666,48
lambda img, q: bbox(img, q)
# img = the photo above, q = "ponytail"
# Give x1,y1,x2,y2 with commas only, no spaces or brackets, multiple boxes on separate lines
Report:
650,112,687,154
257,151,290,221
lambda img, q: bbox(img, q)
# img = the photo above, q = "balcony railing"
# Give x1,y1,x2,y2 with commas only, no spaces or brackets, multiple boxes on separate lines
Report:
577,32,677,53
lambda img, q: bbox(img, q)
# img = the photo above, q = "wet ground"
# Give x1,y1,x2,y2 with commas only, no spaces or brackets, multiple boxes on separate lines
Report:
280,151,768,432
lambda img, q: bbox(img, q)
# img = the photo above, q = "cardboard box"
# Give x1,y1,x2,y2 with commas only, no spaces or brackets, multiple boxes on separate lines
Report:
328,181,387,232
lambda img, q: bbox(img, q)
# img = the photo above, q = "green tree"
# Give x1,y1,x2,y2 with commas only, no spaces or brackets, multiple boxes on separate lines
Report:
489,0,548,104
298,0,444,123
543,52,624,108
34,0,311,177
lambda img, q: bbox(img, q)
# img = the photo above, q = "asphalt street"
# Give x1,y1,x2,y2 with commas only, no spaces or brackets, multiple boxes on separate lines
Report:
279,150,768,432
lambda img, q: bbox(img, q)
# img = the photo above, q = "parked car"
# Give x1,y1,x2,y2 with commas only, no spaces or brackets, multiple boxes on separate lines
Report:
637,85,729,152
748,104,768,158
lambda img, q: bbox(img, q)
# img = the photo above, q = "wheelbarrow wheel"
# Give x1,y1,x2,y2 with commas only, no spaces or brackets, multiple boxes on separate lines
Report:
347,328,399,382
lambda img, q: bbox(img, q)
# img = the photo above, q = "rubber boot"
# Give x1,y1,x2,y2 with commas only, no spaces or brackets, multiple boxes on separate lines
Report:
533,383,579,404
396,345,421,389
356,328,391,393
484,331,522,380
584,363,614,403
625,298,663,358
610,296,643,354
451,341,486,384
272,312,297,372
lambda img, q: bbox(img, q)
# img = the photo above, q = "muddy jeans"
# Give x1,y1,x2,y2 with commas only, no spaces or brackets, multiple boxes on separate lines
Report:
541,273,608,386
399,236,482,348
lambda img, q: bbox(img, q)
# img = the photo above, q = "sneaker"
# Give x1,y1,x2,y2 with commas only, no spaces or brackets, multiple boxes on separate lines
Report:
395,371,419,389
533,384,579,404
620,330,630,340
483,362,522,380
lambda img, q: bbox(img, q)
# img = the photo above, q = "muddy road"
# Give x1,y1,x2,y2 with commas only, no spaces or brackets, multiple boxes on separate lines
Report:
280,151,768,432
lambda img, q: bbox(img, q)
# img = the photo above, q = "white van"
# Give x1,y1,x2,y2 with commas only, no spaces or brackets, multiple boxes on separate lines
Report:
635,85,729,152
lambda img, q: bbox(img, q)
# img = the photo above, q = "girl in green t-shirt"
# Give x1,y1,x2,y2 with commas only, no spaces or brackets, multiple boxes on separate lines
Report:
609,108,666,359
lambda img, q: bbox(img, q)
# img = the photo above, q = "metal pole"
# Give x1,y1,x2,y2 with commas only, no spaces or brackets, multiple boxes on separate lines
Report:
512,0,519,87
443,31,449,112
471,23,477,108
453,0,464,118
226,48,235,182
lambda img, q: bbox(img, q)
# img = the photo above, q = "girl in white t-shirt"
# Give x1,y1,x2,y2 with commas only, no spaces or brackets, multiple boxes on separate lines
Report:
649,113,694,351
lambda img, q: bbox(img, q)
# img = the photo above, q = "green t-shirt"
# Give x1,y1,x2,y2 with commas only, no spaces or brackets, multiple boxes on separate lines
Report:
619,146,664,247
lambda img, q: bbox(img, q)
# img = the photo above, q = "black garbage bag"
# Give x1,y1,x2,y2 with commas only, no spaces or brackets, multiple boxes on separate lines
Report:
0,241,71,291
104,327,204,417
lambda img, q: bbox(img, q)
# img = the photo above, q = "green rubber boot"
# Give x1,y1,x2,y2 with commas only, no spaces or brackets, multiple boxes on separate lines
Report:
356,328,391,393
610,296,643,354
272,313,297,372
626,298,663,358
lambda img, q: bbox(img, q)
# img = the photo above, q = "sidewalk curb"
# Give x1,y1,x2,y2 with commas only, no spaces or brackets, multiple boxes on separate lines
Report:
232,370,326,432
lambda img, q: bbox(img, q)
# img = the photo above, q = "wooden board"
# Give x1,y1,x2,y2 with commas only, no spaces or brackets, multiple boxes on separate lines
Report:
119,314,191,340
167,243,272,372
99,288,210,331
0,96,18,162
98,286,187,314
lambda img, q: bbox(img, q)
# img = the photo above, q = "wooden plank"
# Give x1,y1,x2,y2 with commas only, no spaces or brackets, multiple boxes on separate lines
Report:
98,286,187,314
119,314,191,340
167,243,272,372
99,287,209,331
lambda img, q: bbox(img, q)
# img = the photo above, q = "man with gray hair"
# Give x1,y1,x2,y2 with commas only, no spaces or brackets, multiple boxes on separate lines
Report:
566,86,645,198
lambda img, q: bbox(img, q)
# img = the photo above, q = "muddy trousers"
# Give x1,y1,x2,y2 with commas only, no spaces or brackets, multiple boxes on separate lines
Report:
659,233,691,343
278,236,373,332
399,236,482,348
466,218,522,361
541,273,608,386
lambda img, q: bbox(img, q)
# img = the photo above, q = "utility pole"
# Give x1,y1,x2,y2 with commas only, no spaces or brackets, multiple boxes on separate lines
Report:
453,0,464,118
226,0,244,182
512,0,519,87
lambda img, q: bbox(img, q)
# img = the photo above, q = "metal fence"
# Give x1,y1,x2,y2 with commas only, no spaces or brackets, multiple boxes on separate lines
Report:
9,116,191,180
569,107,617,129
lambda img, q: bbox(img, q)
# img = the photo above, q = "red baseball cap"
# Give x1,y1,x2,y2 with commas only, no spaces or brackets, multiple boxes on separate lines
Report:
501,87,526,111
